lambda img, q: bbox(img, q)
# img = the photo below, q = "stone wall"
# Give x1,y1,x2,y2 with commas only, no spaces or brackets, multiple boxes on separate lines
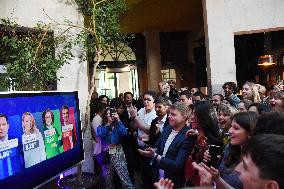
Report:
203,0,284,95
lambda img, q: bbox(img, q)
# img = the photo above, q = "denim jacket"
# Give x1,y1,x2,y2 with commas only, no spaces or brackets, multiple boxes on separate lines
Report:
226,94,240,108
97,121,127,145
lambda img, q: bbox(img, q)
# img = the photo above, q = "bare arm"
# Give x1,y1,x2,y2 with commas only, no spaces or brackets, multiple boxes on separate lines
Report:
132,116,151,133
129,106,151,133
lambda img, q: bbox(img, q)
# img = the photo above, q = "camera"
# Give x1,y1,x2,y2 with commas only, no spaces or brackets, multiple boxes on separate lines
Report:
207,145,221,168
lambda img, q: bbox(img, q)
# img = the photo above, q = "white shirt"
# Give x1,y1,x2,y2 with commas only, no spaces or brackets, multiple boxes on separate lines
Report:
92,114,103,155
137,107,157,147
159,129,179,179
156,114,167,133
46,125,53,130
0,134,8,142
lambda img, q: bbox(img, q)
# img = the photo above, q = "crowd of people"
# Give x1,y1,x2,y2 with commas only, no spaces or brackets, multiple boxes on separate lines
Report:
90,80,284,189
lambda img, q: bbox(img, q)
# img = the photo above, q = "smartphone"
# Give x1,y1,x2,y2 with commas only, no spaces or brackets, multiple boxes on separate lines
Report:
110,108,117,115
207,145,221,168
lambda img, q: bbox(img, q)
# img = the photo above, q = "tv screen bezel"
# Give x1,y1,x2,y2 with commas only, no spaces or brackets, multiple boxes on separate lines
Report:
0,91,84,189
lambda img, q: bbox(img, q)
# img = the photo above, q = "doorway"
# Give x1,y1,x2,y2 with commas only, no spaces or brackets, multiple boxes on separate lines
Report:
95,66,139,99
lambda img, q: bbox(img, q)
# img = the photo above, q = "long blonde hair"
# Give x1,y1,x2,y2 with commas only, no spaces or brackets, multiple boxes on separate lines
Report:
22,112,38,134
243,81,261,103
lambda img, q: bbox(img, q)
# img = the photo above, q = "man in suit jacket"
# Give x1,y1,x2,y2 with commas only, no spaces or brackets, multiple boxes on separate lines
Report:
139,102,195,188
0,114,24,180
147,96,170,147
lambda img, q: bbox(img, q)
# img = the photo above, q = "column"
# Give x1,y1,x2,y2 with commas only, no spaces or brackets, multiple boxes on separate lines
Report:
202,0,237,96
144,30,162,92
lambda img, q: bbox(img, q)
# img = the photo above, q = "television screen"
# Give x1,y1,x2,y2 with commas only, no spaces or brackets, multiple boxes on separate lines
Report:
0,91,84,189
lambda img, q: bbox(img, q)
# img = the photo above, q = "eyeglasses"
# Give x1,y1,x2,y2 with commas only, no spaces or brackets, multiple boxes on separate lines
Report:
143,98,153,102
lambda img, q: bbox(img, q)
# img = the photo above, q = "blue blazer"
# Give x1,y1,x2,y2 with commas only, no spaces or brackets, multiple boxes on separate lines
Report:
154,125,195,188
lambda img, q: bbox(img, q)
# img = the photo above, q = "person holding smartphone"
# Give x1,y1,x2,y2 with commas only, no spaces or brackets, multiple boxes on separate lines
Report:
97,107,134,189
203,111,258,189
184,101,223,187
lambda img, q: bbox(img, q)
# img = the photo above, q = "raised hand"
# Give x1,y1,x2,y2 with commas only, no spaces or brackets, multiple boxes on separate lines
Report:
154,178,174,189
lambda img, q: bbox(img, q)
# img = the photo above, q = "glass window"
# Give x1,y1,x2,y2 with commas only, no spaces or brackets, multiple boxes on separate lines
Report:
161,68,176,82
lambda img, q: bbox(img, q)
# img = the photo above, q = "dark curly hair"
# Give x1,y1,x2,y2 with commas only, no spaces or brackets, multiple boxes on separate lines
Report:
98,95,110,105
222,82,238,94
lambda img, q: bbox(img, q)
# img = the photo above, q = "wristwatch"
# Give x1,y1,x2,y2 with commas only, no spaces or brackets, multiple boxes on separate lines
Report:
154,153,159,159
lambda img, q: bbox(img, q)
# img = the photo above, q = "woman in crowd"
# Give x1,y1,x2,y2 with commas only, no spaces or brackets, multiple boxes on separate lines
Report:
204,111,258,189
185,101,223,187
269,90,284,112
99,95,110,106
248,103,260,114
42,109,63,159
91,102,106,187
22,112,46,168
217,105,238,145
236,99,252,112
97,107,135,189
256,84,268,102
242,81,261,103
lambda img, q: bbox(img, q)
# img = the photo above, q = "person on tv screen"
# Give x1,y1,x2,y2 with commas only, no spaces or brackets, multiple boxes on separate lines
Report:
0,114,24,180
21,112,46,168
42,109,63,159
60,106,76,151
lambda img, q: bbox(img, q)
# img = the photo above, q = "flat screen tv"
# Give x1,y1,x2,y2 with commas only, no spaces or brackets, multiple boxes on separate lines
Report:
0,91,84,189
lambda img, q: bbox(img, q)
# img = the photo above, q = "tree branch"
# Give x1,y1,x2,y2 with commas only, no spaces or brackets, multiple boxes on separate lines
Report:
95,0,107,7
43,9,97,36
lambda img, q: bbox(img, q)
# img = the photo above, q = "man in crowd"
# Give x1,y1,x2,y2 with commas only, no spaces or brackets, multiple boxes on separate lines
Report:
222,82,240,108
212,94,224,111
61,106,76,151
148,96,170,147
235,134,283,189
158,80,178,104
179,90,193,107
129,91,158,188
167,80,179,104
179,90,193,127
139,102,195,188
192,91,205,103
124,92,136,109
190,87,199,95
0,114,24,179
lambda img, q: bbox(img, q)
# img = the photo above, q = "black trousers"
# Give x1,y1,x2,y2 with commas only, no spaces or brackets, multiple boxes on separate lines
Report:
138,150,155,189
